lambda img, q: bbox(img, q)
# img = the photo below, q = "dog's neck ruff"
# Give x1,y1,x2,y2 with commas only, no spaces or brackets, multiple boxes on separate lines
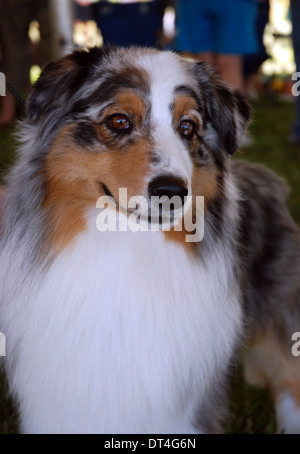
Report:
2,208,242,434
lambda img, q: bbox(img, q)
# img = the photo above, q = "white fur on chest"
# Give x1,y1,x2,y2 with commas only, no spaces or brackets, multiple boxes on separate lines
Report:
3,211,242,434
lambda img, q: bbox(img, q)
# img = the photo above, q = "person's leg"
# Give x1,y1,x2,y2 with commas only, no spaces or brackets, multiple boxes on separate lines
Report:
215,54,244,91
290,0,300,140
213,0,258,91
95,2,163,48
243,1,270,80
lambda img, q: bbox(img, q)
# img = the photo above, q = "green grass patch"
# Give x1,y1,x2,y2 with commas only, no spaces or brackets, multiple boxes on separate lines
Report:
0,126,17,185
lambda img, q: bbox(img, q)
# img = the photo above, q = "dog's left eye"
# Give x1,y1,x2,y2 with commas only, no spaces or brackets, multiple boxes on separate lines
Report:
108,114,131,132
180,120,195,139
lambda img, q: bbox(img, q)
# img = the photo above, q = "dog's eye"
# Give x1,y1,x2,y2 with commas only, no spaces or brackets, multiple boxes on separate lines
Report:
108,114,131,132
180,120,195,139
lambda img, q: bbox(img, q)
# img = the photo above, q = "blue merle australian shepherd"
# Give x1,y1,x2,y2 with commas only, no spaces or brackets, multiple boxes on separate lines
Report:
0,47,299,434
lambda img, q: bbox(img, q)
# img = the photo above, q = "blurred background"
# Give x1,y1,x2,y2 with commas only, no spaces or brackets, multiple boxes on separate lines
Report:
0,0,299,434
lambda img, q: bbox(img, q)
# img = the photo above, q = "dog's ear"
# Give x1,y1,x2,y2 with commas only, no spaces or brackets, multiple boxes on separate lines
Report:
193,62,251,155
26,47,107,122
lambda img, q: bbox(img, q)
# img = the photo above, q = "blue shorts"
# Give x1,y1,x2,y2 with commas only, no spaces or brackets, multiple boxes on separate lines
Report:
176,0,258,55
95,2,163,48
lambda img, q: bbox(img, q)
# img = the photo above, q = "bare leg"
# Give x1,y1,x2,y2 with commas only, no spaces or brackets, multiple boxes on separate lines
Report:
215,54,244,91
194,51,216,65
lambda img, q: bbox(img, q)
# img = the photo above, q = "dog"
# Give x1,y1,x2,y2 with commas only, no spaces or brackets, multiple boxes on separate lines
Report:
0,46,299,434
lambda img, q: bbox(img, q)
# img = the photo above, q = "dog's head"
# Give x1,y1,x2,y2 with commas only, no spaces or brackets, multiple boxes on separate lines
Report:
26,47,251,251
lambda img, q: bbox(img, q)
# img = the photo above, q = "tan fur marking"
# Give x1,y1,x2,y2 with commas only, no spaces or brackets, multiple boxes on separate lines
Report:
43,124,152,253
164,228,198,255
192,165,220,207
114,91,146,123
107,139,152,201
173,95,199,126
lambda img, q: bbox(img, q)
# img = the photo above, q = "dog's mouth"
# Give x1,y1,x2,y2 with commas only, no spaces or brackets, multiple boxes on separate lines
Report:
100,182,130,209
99,182,189,228
101,183,115,200
100,182,136,216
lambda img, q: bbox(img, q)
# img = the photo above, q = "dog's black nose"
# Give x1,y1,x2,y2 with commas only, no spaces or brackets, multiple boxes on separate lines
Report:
148,175,188,204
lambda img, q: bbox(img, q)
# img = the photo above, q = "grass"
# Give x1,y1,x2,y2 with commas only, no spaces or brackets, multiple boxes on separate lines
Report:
236,96,300,224
0,95,299,434
0,126,17,185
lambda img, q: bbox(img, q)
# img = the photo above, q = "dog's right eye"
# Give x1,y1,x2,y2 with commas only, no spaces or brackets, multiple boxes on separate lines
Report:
107,114,131,132
180,120,195,139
